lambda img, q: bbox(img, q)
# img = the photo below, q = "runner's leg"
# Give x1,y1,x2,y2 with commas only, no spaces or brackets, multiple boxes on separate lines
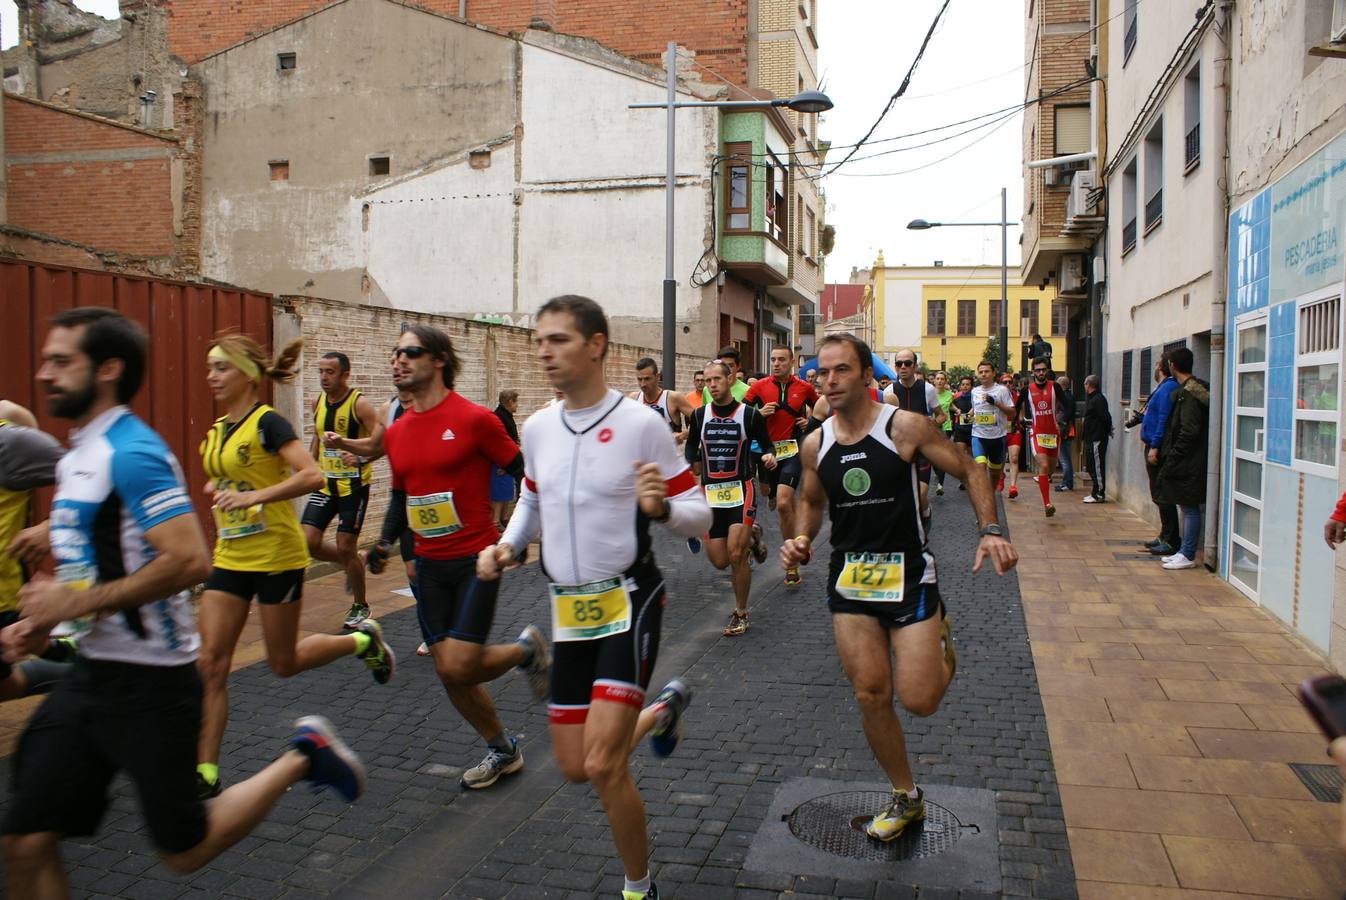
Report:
583,701,650,882
196,590,252,768
890,611,950,715
259,603,362,677
1036,452,1053,508
833,613,912,791
335,531,365,607
727,522,751,615
430,639,516,740
3,833,66,899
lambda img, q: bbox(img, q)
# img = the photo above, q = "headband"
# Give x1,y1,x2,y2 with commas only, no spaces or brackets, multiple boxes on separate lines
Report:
208,345,262,382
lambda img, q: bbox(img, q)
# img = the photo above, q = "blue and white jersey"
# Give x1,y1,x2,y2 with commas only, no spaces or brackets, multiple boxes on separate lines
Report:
50,406,199,666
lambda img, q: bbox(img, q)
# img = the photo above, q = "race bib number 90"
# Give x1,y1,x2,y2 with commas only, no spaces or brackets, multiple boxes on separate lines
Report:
705,480,744,508
213,503,266,540
549,577,633,642
835,552,905,603
407,492,462,539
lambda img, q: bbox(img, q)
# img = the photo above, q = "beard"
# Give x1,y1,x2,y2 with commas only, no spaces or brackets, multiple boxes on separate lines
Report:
46,374,98,420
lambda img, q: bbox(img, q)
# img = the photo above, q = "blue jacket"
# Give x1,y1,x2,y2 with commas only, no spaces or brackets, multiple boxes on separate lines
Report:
1140,377,1179,449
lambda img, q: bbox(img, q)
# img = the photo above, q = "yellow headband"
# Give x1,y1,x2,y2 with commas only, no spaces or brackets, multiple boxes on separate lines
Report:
208,345,262,382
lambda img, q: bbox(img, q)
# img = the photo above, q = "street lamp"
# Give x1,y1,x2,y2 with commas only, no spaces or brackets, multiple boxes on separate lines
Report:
907,187,1018,375
630,41,833,391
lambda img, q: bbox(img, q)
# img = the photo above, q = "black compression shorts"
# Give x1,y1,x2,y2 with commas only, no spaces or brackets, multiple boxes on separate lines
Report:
415,555,500,645
205,567,305,605
771,454,803,491
707,479,757,540
827,580,944,630
301,485,369,535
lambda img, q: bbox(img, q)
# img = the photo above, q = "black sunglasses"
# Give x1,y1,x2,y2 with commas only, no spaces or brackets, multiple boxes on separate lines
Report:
895,359,916,367
393,346,428,359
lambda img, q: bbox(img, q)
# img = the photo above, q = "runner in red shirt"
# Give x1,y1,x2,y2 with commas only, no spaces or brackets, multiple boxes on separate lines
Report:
328,325,551,791
744,347,817,585
1017,356,1069,517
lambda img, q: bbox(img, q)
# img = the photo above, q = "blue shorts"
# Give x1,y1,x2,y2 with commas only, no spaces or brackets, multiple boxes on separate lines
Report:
971,436,1006,468
490,469,516,503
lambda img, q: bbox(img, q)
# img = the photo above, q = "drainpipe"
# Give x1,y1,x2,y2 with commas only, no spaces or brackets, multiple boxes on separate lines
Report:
459,0,466,18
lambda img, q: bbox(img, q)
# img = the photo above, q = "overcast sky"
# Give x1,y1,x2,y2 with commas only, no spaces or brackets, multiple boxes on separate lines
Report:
4,0,1027,283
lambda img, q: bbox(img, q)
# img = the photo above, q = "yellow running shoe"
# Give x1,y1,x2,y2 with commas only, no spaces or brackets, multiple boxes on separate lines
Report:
865,787,925,842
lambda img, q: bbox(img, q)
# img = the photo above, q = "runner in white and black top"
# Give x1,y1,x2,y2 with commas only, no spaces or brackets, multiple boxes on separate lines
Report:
479,296,711,900
781,332,1017,846
630,356,692,443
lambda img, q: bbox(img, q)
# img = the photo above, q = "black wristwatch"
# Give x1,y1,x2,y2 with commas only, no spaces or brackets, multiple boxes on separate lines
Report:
978,524,1004,538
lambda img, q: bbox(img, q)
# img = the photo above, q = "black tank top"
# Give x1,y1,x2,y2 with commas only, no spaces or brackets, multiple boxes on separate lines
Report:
817,405,935,601
889,380,930,415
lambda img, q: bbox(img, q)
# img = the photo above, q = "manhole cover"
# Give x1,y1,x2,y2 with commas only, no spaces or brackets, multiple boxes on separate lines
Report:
784,791,975,861
1290,763,1345,802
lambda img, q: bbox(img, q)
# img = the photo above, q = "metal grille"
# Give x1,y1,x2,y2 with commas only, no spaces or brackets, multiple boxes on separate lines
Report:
1122,219,1137,254
785,791,970,862
1145,190,1163,229
1298,297,1341,355
1290,763,1345,802
1185,124,1200,168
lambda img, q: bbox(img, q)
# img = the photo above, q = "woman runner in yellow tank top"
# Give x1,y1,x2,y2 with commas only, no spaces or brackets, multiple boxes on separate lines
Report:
194,332,395,800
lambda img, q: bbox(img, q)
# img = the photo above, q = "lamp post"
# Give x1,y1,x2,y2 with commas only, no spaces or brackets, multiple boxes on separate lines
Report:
631,42,833,391
907,187,1018,376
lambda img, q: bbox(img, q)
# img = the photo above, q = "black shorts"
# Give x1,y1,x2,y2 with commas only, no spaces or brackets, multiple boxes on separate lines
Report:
301,485,369,535
2,658,206,853
953,426,973,446
415,555,500,645
205,567,305,605
771,453,803,491
827,579,945,630
549,558,664,726
707,480,758,540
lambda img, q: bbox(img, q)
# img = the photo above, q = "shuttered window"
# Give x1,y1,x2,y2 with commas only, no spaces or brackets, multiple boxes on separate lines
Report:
1055,104,1090,155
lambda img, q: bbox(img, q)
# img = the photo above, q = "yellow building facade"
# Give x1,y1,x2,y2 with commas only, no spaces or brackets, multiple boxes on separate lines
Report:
870,263,1067,376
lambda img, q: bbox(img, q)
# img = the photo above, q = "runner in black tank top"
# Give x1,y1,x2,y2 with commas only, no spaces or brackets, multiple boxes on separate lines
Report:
780,333,1018,846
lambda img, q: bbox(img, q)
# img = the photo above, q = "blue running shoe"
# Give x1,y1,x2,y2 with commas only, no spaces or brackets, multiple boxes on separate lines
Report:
293,715,366,802
687,537,702,555
649,679,692,758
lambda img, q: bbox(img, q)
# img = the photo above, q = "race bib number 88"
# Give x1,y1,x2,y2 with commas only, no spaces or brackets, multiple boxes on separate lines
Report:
407,492,462,539
835,552,905,603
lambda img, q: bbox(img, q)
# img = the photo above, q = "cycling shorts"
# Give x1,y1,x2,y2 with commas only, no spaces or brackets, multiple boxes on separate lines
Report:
971,436,1006,468
707,479,757,540
415,555,500,646
767,454,803,491
205,567,305,605
301,485,369,535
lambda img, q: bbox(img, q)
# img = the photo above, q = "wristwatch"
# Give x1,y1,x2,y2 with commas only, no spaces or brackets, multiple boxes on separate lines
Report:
978,524,1004,538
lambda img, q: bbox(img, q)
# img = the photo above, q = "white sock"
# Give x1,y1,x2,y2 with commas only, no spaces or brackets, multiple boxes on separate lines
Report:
624,873,651,896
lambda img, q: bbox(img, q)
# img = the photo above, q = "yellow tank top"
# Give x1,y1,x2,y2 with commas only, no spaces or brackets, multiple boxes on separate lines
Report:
0,419,27,613
200,404,309,572
313,389,372,496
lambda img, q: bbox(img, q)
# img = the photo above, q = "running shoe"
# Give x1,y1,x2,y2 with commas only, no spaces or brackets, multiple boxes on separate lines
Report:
1143,538,1164,549
40,635,79,663
1147,542,1176,555
865,787,925,842
723,610,749,636
687,536,702,555
416,642,431,657
1162,555,1197,570
1083,495,1101,504
1055,484,1073,492
356,619,395,685
934,484,944,496
750,524,767,565
650,679,692,758
783,567,802,586
941,613,956,680
293,715,366,802
1045,504,1056,518
461,739,524,789
195,771,222,801
517,623,552,703
1008,486,1018,500
342,601,370,631
622,884,660,900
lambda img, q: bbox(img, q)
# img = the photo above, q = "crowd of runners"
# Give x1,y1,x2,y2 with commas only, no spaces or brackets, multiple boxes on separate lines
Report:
0,299,1025,899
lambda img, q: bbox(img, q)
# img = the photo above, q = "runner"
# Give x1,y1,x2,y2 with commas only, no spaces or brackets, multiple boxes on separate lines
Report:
702,346,750,404
883,350,946,530
479,295,711,900
970,362,1017,489
195,332,393,800
949,374,976,475
630,357,693,440
301,352,379,630
1017,357,1069,517
1,308,364,897
1000,373,1025,499
335,325,550,790
683,370,705,411
779,333,1017,843
929,371,955,496
743,346,816,585
687,361,777,635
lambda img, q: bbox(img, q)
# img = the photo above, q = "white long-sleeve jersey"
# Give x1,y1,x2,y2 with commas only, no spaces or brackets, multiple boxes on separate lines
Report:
501,389,710,584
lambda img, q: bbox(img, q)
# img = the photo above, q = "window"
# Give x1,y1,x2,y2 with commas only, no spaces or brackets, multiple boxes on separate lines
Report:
1019,299,1039,338
1183,63,1201,172
1121,156,1138,254
988,299,1003,336
765,152,785,244
1121,350,1134,402
724,143,751,231
1054,105,1090,155
806,207,817,259
277,52,297,71
1139,347,1153,397
927,300,946,336
1124,0,1138,62
1051,301,1067,336
368,156,390,176
1143,119,1163,233
1294,293,1341,472
957,299,976,336
796,196,805,252
269,160,289,181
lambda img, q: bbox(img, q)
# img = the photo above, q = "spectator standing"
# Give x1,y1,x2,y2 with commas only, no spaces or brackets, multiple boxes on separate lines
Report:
490,389,521,531
1080,375,1112,503
1153,347,1209,569
1054,375,1076,492
1140,356,1181,554
1027,333,1053,365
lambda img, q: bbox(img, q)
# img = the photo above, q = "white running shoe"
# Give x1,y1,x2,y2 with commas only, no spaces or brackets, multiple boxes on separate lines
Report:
1162,555,1197,570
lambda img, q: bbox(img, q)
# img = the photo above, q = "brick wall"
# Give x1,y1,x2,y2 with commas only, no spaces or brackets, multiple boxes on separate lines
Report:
280,294,705,536
4,94,178,257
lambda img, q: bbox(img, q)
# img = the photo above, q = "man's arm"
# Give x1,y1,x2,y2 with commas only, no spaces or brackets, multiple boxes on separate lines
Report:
747,408,777,470
780,431,825,567
352,395,383,462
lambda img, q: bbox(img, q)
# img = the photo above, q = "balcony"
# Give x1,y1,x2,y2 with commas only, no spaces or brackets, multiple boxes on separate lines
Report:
1184,124,1200,172
1122,218,1137,255
1144,190,1163,233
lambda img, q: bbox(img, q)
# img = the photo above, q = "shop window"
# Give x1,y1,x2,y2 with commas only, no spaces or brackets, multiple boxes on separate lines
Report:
1294,293,1341,473
724,143,751,231
927,300,946,337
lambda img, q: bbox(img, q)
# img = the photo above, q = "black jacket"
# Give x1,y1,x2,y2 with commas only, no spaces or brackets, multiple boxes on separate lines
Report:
1081,390,1112,442
494,405,520,446
1154,377,1210,507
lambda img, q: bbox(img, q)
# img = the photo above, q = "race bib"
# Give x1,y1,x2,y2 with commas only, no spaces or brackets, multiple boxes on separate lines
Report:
835,552,905,603
705,480,744,508
549,576,632,642
213,503,266,540
974,413,997,426
1036,433,1058,449
320,448,360,479
773,439,799,460
54,563,97,637
407,492,462,538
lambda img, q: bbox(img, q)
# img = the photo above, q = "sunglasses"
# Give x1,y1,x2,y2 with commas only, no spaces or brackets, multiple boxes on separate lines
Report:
393,346,428,359
895,359,916,367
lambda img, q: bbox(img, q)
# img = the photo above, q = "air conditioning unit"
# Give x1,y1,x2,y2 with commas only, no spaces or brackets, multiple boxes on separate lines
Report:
1059,254,1087,293
1093,254,1106,285
1044,166,1064,187
1334,0,1346,42
1067,169,1096,219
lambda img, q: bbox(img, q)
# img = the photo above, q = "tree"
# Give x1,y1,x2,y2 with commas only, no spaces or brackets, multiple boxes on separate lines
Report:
947,364,974,384
981,335,1003,370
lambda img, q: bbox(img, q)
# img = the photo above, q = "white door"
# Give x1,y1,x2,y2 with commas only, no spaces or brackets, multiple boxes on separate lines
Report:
1228,315,1267,599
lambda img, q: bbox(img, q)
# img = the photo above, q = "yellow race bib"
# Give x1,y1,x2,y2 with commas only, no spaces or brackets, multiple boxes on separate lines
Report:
213,503,266,540
407,492,462,538
54,563,97,637
974,413,997,426
1036,433,1058,449
773,439,799,460
835,552,905,603
549,577,632,642
705,480,744,508
320,448,360,479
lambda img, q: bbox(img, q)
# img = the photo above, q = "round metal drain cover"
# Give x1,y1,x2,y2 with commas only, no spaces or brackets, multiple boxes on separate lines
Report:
784,791,971,861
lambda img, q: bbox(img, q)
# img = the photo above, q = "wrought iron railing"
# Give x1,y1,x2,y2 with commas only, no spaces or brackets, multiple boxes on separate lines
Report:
1145,190,1163,229
1122,218,1137,254
1185,124,1200,168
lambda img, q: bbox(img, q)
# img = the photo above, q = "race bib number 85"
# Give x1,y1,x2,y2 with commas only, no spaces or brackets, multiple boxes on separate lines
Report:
549,577,633,642
835,552,905,603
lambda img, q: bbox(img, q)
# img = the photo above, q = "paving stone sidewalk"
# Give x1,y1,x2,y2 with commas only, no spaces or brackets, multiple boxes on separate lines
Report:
0,486,1074,899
